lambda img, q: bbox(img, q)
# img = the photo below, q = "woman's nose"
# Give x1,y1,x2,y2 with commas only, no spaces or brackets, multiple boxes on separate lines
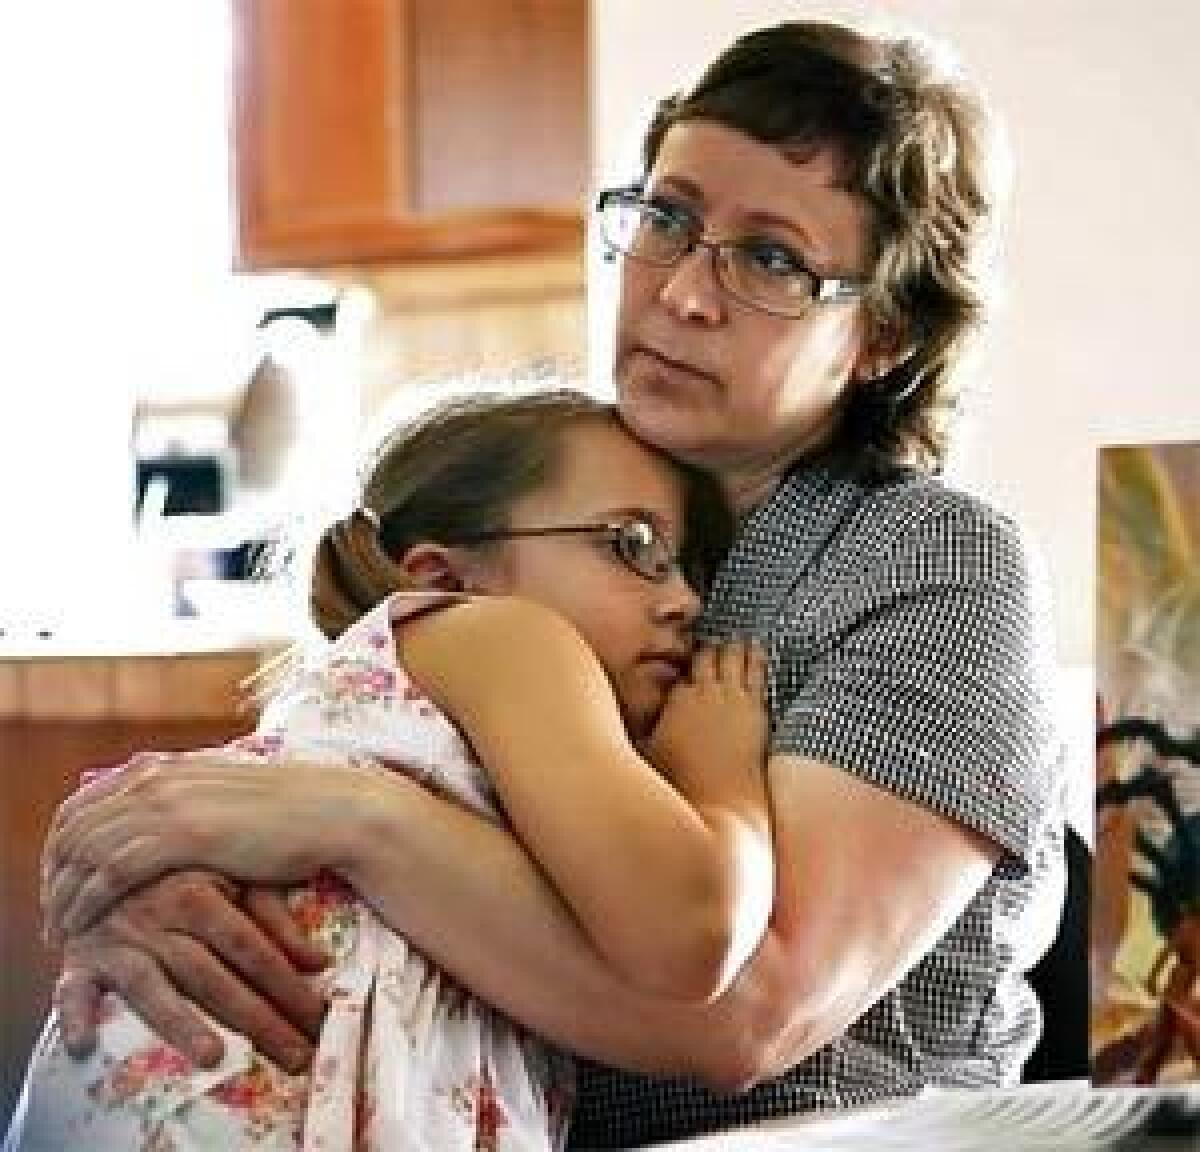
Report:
657,245,725,326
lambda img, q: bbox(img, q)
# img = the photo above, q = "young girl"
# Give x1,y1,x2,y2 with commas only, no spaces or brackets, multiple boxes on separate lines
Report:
14,391,772,1151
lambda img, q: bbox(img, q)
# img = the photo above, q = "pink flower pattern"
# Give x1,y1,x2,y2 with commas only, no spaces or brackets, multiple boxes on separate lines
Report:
13,591,572,1151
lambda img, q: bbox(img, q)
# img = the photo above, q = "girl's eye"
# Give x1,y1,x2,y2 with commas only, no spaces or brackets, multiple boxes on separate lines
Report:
607,519,674,582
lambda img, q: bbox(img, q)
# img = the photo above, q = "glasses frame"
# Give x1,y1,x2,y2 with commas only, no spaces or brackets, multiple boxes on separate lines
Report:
454,517,683,585
596,185,867,317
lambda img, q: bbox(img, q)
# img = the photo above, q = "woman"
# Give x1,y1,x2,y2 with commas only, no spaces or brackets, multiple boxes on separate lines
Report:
38,20,1065,1149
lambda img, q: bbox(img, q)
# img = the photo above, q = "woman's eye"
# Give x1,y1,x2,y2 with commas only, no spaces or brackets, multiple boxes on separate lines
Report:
741,239,806,277
646,198,694,236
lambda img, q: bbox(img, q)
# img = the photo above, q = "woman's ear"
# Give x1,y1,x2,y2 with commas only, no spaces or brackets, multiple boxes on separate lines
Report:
851,319,917,385
395,543,470,592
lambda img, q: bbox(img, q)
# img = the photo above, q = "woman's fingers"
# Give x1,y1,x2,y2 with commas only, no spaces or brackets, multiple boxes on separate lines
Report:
46,768,229,934
154,931,315,1074
53,833,168,939
57,929,226,1069
197,893,329,1043
243,887,332,974
149,876,325,1069
45,781,156,916
48,753,166,865
51,753,153,830
54,965,103,1059
56,873,326,1073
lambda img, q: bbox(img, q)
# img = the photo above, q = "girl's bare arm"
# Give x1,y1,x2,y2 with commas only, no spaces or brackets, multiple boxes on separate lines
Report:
397,596,772,1001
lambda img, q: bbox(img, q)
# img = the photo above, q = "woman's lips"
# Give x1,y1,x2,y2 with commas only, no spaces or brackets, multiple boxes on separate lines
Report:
633,344,718,384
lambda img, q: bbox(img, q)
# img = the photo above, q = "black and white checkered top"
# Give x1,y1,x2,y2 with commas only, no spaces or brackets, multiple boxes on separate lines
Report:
568,453,1068,1150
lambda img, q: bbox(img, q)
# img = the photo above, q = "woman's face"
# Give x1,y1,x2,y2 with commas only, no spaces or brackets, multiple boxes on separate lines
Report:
480,418,701,740
614,119,879,504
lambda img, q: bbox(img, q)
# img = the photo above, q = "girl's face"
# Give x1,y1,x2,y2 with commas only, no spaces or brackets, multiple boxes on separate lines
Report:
480,418,702,739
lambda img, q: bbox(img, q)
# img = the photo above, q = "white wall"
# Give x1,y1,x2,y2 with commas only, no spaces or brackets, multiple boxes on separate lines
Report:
590,0,1200,667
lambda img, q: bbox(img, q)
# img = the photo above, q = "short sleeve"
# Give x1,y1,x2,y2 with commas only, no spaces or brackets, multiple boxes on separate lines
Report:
772,503,1060,866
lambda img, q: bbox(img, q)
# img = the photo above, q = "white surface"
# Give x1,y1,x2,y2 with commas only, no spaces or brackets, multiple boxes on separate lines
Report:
642,1084,1196,1150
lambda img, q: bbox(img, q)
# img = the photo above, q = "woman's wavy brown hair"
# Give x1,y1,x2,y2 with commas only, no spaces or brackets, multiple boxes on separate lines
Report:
642,21,1007,475
310,389,731,641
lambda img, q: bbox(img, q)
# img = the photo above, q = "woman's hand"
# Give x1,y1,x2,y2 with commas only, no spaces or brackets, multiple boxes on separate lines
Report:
42,749,387,939
53,871,330,1073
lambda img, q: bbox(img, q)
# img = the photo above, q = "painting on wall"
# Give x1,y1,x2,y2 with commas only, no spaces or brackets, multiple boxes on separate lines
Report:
1091,441,1200,1086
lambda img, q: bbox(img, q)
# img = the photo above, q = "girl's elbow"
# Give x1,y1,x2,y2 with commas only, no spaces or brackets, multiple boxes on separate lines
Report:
613,846,772,1001
619,900,751,1003
696,1041,775,1094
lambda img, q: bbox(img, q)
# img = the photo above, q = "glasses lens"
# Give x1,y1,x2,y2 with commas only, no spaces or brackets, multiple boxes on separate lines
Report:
722,245,820,316
613,519,673,582
603,194,686,266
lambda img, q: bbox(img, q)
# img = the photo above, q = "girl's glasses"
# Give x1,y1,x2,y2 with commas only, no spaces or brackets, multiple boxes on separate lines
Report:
458,515,684,585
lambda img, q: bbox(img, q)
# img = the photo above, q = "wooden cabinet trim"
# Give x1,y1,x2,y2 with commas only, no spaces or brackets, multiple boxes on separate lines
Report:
235,207,584,271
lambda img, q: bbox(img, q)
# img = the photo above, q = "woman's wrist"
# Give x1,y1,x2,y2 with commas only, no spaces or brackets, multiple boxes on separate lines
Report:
326,763,411,885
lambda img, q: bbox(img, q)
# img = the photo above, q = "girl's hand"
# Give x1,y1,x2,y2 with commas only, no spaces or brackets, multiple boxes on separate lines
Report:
42,749,383,940
643,638,769,809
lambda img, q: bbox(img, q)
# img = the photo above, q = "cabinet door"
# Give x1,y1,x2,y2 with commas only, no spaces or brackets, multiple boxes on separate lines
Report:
412,0,588,215
232,0,587,269
232,0,410,267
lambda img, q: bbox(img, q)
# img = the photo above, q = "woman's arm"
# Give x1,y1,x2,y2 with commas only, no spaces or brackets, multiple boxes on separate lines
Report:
398,596,773,1001
320,763,783,1085
309,745,996,1089
46,598,771,1002
49,747,997,1092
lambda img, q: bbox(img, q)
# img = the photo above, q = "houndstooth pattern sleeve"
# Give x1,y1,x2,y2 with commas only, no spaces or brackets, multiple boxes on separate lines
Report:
770,492,1060,867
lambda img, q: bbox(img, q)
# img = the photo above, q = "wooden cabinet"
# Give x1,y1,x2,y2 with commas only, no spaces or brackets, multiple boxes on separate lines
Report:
232,0,589,269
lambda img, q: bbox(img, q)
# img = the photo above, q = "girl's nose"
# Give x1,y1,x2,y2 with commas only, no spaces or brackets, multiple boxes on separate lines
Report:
654,569,703,626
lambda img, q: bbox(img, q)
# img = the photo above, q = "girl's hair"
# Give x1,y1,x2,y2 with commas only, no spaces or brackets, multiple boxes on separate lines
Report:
642,21,1007,476
310,388,731,640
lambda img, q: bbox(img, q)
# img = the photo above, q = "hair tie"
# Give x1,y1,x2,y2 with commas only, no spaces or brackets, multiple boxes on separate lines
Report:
357,505,381,530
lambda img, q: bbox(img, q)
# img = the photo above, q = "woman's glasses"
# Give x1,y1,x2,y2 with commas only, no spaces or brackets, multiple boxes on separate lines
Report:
596,185,866,317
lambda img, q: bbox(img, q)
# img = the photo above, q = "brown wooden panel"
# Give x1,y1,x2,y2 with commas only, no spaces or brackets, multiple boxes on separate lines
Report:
232,0,411,267
413,0,589,215
230,0,588,268
0,717,254,1129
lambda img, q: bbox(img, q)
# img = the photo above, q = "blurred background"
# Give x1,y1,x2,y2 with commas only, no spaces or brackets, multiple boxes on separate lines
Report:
0,0,592,1124
1,0,1197,1128
0,1,590,648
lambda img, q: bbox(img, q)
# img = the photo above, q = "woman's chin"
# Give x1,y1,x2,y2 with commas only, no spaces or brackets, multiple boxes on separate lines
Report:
618,396,712,467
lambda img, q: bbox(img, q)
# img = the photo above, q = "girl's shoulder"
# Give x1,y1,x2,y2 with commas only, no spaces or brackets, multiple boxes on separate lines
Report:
387,590,575,635
390,593,586,669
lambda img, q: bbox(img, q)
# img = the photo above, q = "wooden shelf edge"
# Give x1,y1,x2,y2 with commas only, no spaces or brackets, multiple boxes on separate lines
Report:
234,207,585,272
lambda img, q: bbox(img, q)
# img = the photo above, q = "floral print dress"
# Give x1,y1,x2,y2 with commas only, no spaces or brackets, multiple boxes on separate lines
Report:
7,592,574,1152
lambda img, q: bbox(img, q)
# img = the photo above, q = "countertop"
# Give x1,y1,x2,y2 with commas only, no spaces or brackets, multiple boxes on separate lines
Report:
0,622,290,720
